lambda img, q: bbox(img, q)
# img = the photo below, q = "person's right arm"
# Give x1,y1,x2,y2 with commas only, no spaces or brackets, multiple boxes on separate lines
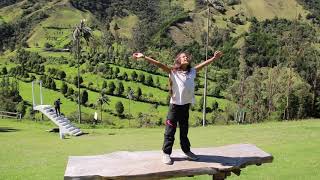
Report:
132,53,171,74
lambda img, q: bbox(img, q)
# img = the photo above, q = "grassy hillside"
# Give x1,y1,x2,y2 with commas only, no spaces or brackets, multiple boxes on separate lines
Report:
42,62,229,107
168,0,311,46
172,0,196,12
0,0,24,22
0,0,313,49
0,46,231,126
18,70,230,127
241,0,309,20
0,0,313,50
0,119,319,179
110,14,139,39
27,2,94,48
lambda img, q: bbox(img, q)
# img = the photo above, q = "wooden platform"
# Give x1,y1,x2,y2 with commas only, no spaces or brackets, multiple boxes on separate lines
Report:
64,144,273,180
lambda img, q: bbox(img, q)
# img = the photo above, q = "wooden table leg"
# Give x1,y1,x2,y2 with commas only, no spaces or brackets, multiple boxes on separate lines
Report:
212,172,226,180
231,169,241,176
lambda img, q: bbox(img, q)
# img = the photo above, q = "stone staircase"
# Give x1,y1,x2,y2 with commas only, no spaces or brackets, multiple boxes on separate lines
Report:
34,105,83,136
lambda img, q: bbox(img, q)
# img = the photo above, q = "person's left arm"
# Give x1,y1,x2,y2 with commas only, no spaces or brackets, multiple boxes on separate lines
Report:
194,51,223,72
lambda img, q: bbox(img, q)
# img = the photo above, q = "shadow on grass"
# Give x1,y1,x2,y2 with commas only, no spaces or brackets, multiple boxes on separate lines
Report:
0,127,20,133
77,132,89,136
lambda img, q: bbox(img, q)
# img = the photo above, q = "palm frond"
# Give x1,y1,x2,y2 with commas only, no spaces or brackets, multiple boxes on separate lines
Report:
97,94,110,105
82,26,93,42
73,20,93,42
73,28,81,41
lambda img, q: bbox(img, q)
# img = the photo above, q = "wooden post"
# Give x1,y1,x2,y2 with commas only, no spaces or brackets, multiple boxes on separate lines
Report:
39,80,43,105
32,81,35,108
231,169,241,176
212,172,226,180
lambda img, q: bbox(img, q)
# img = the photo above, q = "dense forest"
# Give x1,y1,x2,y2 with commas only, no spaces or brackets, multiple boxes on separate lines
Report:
298,0,320,24
0,0,22,8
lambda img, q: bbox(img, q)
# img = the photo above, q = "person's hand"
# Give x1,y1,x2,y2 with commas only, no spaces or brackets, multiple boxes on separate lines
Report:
213,51,223,59
132,52,145,60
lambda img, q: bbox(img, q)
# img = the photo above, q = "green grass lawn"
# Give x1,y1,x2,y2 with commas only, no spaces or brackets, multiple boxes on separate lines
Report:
0,119,319,180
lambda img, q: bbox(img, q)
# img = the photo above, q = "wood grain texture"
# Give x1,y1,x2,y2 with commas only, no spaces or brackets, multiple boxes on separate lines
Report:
64,144,273,180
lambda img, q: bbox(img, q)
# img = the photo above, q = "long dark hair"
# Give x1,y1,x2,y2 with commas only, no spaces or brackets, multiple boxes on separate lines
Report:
169,52,192,97
171,52,192,73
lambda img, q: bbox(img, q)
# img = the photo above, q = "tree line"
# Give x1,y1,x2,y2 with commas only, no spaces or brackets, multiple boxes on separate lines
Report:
229,17,320,122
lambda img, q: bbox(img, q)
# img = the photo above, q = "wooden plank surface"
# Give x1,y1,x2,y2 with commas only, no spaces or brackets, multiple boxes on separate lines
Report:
64,144,273,180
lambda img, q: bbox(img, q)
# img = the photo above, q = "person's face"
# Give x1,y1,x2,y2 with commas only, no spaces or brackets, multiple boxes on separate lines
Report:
179,53,190,65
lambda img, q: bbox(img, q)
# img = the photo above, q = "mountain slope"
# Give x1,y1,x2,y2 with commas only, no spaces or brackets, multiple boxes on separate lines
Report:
27,1,94,48
168,0,311,46
0,0,313,51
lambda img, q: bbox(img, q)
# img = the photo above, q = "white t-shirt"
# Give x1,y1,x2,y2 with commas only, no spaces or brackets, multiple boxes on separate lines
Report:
169,68,197,105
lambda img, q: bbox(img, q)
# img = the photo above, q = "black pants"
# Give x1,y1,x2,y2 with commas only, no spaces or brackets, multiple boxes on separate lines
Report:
162,103,191,155
55,106,60,116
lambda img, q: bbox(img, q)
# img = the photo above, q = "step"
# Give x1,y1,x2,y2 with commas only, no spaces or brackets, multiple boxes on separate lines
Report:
71,127,80,132
45,109,55,113
57,118,69,122
56,117,64,120
57,120,67,124
48,111,56,115
64,124,73,129
56,117,68,121
60,122,69,126
74,131,83,136
73,132,82,136
63,118,70,122
56,118,64,121
43,106,52,110
35,104,83,137
71,129,81,134
67,127,77,132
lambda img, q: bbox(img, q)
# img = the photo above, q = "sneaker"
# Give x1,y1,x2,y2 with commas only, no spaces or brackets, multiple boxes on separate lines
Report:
162,153,173,165
184,151,199,161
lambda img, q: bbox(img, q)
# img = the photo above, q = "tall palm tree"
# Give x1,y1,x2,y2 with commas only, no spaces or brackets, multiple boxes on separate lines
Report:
73,19,92,124
127,89,134,127
97,93,110,122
